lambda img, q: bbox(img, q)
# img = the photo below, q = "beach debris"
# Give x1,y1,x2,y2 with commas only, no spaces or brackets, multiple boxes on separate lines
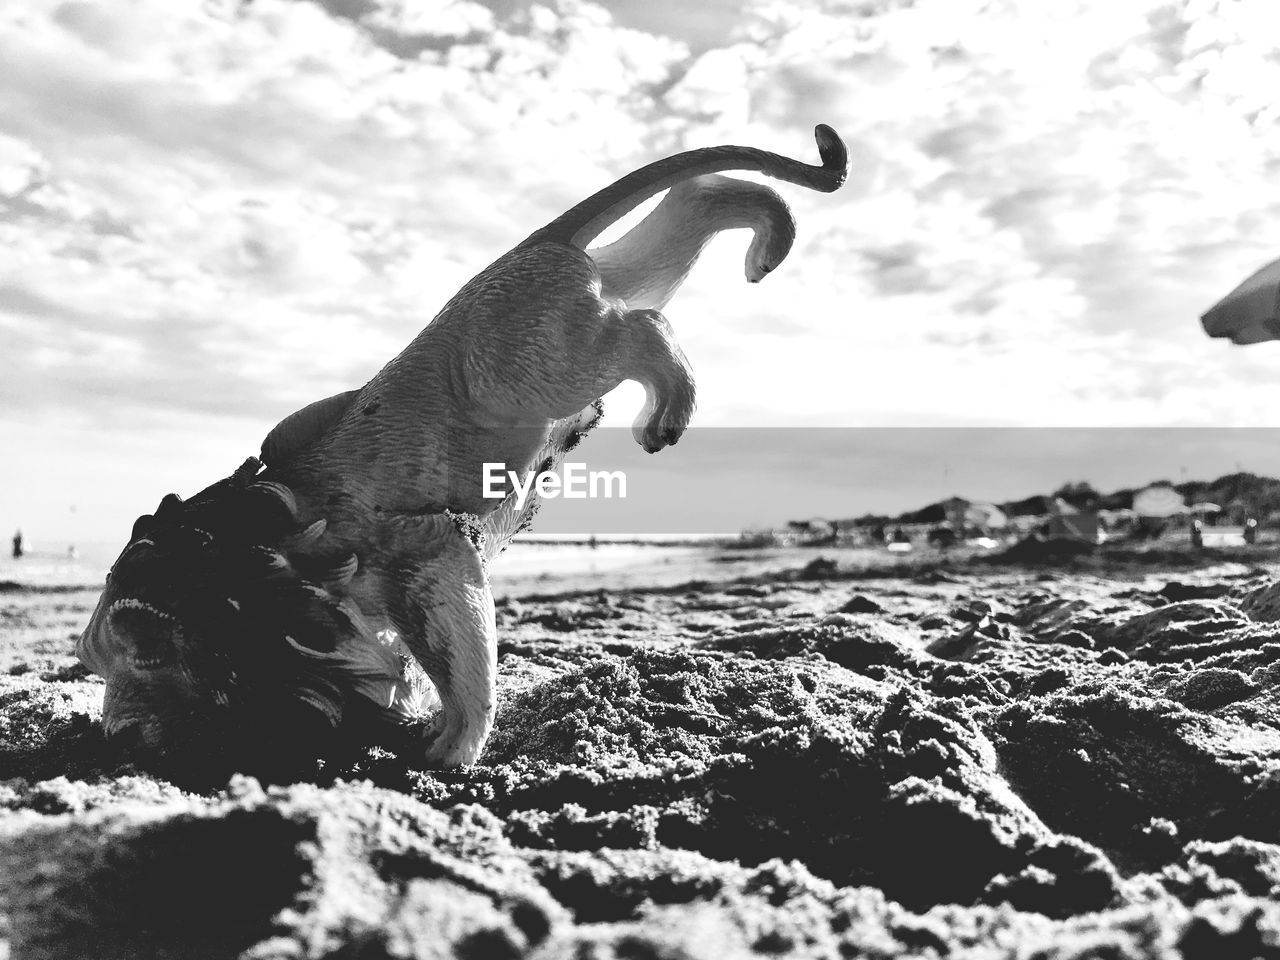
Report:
837,593,884,614
798,556,839,580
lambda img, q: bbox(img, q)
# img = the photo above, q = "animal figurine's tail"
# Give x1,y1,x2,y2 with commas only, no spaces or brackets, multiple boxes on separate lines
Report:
525,124,848,252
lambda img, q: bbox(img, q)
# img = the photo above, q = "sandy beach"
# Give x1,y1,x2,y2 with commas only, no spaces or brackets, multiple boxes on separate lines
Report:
2,543,1279,958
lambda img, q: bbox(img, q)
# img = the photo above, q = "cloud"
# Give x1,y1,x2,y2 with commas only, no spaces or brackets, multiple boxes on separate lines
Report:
5,0,1280,456
657,0,1280,426
0,0,701,437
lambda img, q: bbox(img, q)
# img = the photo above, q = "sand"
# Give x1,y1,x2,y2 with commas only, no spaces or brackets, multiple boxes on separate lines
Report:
2,546,1280,958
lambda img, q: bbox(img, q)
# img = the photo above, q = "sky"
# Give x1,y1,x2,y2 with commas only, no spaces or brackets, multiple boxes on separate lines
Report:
4,0,1280,544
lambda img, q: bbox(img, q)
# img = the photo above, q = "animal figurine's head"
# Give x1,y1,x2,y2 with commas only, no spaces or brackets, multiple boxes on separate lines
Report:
77,458,405,777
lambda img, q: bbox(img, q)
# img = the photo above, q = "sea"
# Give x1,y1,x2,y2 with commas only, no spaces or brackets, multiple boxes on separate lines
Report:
0,534,896,600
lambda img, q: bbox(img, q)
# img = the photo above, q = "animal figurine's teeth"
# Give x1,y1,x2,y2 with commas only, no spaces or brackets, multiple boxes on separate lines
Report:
130,654,172,670
110,598,176,622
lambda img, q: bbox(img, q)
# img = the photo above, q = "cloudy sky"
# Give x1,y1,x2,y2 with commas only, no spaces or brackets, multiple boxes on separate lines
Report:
4,0,1280,544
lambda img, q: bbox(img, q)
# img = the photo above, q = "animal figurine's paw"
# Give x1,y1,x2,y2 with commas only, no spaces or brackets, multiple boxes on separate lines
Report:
422,712,488,767
633,374,696,453
612,307,696,454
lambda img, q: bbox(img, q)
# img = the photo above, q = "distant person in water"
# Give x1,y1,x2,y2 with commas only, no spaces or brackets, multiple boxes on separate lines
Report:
11,530,23,559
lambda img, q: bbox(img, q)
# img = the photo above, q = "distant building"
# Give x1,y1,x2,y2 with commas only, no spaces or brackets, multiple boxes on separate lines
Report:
1047,498,1101,543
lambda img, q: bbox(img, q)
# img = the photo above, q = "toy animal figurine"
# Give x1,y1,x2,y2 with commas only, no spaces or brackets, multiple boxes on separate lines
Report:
77,125,848,774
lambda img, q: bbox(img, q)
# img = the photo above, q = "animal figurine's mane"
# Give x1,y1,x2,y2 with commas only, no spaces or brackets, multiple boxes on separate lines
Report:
80,460,406,742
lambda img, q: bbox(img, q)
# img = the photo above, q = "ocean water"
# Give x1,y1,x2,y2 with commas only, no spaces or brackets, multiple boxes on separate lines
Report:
0,544,114,590
491,539,784,597
0,536,894,597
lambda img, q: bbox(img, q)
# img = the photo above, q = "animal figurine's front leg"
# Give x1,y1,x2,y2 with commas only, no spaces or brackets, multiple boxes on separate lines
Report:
416,568,496,767
366,515,498,766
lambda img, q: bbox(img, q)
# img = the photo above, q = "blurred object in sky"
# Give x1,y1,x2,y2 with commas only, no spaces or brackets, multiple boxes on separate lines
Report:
1202,257,1280,344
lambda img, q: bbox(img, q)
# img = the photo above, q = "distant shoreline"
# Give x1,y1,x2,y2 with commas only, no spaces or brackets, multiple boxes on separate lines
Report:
511,532,739,546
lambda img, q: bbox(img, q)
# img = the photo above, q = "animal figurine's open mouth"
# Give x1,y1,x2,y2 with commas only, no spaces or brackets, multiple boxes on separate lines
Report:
79,125,848,775
108,599,182,671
